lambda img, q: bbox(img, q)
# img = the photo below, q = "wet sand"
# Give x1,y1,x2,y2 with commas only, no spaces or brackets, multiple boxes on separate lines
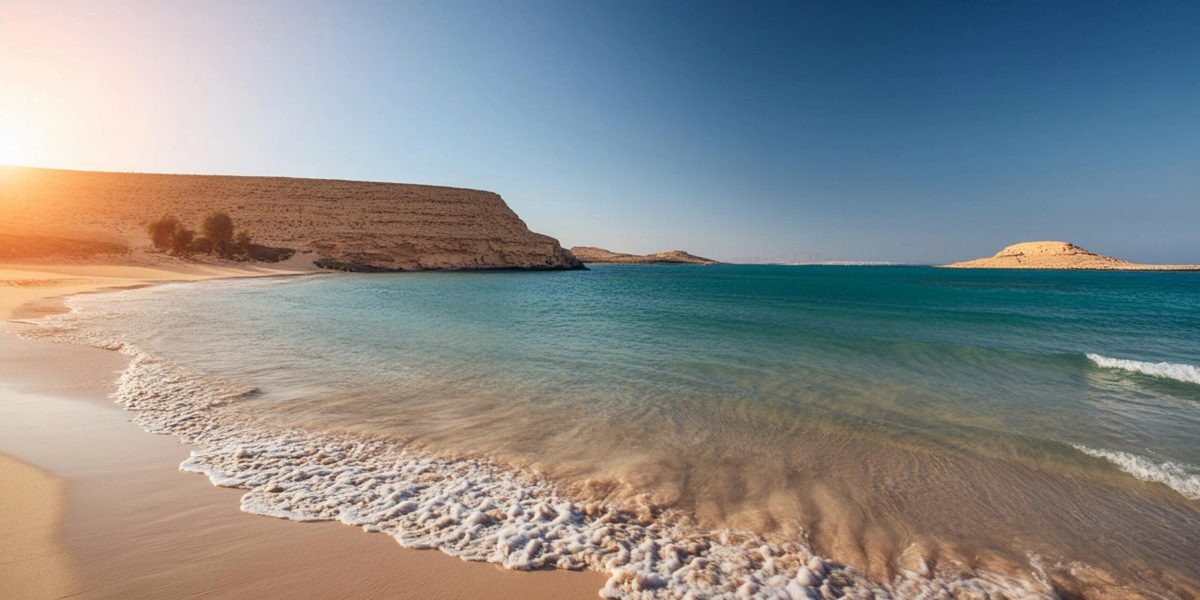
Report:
0,263,604,599
0,454,75,600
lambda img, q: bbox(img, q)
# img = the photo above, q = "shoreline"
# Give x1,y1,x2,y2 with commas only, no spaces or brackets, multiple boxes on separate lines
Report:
0,260,605,600
10,267,1066,600
5,260,1193,599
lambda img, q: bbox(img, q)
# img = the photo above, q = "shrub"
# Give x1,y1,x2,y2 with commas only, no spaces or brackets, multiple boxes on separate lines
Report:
189,235,212,255
144,210,267,261
170,226,194,256
234,229,252,257
201,211,235,257
145,215,180,250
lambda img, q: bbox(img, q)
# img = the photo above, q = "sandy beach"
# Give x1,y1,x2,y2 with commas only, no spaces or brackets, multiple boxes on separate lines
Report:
6,2,1199,597
0,261,604,600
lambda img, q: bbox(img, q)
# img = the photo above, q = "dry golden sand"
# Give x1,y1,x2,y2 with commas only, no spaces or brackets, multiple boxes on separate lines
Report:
943,241,1200,270
0,263,605,599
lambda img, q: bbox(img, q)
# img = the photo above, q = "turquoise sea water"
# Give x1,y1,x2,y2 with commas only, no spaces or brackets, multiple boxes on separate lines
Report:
58,265,1200,594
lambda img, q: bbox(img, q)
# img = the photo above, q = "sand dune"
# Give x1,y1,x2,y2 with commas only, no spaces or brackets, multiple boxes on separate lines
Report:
569,246,719,265
0,166,582,271
943,241,1200,270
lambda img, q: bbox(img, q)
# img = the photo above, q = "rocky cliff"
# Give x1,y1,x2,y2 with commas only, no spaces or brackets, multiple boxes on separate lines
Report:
0,166,582,271
569,246,720,265
943,241,1199,270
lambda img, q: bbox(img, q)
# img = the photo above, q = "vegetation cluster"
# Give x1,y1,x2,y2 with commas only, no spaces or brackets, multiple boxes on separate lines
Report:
145,211,291,262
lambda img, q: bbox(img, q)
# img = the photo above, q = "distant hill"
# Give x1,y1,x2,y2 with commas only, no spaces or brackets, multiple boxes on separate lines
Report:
569,246,720,265
942,241,1199,270
0,166,582,271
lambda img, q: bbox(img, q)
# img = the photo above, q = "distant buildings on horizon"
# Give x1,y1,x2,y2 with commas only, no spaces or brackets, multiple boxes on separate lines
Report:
726,253,907,266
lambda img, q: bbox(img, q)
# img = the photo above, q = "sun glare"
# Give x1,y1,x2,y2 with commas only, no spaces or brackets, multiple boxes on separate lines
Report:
0,81,64,167
0,113,37,166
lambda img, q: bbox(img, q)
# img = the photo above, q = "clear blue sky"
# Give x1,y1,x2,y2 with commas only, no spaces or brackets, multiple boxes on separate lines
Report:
3,0,1198,263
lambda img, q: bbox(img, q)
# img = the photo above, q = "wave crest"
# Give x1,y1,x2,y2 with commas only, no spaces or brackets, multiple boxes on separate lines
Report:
1073,445,1200,501
1086,354,1200,385
19,304,1059,599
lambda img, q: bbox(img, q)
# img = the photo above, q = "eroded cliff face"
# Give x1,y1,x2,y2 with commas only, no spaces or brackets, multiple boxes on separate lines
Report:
0,166,583,271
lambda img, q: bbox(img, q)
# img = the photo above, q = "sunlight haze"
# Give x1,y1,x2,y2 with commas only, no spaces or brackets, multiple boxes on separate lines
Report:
2,0,1198,263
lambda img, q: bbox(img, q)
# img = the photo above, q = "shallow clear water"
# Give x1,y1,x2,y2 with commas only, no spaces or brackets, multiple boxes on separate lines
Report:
65,266,1200,591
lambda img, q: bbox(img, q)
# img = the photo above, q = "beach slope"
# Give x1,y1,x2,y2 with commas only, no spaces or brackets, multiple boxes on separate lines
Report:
0,264,604,600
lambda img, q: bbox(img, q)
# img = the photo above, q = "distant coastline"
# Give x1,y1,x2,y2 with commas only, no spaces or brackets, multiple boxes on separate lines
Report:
569,246,720,265
774,260,905,266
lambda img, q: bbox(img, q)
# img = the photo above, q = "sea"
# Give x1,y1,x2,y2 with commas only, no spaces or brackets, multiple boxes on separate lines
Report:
29,265,1200,598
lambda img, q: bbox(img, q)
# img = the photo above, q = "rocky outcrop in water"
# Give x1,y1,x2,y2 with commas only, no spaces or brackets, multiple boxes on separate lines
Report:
0,166,583,271
943,241,1199,270
569,246,720,265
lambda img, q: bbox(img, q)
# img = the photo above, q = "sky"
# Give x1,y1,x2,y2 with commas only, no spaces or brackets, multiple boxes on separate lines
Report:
2,0,1198,263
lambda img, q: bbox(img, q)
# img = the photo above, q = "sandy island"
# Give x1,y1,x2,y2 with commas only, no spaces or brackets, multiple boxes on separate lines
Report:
943,241,1200,270
0,260,604,599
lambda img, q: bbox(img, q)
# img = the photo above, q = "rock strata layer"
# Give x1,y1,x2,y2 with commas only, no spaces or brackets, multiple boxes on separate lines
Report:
0,166,582,271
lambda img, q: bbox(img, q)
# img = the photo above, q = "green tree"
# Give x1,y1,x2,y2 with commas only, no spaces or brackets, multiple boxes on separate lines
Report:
145,215,180,250
201,211,235,257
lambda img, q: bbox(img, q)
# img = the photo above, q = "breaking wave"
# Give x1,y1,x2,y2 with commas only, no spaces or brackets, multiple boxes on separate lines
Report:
1086,353,1200,386
1073,445,1200,501
17,300,1061,599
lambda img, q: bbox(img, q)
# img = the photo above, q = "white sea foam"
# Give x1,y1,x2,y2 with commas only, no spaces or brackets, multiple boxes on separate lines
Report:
1073,445,1200,501
1086,353,1200,386
20,304,1058,599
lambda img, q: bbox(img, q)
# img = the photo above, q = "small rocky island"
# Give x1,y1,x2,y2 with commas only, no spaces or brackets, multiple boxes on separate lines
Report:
569,246,720,265
943,241,1200,270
